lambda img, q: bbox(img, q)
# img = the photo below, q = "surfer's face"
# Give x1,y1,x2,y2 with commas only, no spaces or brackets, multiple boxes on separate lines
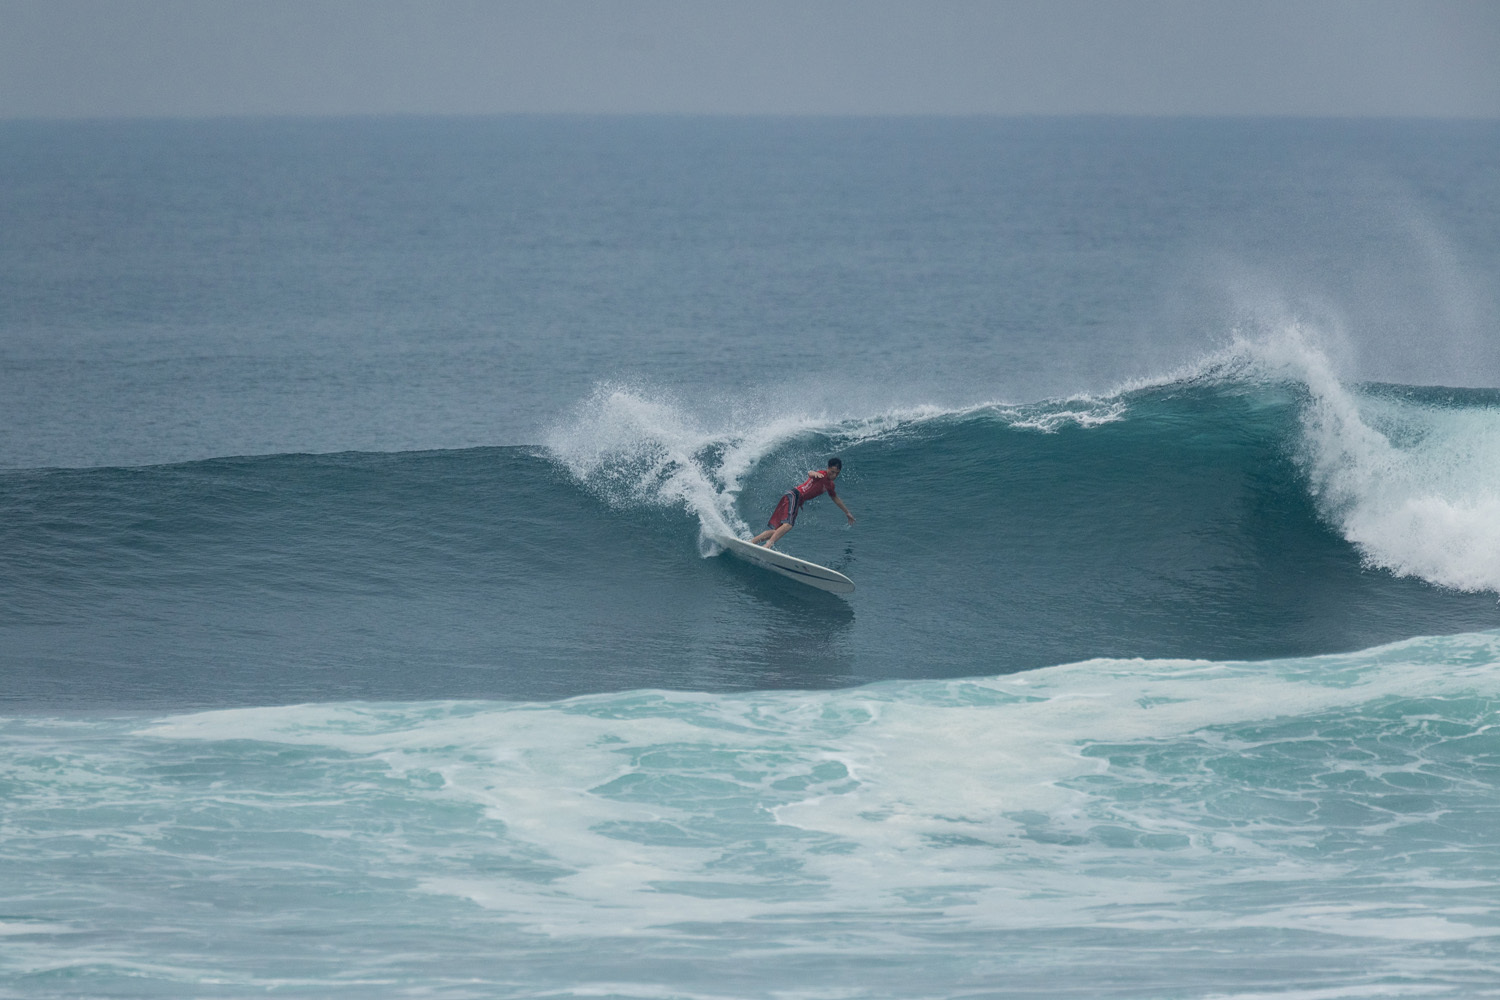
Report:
828,466,840,479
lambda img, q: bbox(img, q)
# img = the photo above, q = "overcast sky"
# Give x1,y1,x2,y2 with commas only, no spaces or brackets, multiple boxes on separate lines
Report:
2,0,1497,119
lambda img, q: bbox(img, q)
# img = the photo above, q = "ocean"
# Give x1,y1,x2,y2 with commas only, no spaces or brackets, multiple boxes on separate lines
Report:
2,116,1499,998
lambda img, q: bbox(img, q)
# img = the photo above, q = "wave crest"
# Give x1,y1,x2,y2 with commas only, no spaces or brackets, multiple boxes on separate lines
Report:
546,330,1500,594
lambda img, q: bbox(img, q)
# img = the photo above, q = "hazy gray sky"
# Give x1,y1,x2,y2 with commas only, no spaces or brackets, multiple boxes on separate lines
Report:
2,0,1497,119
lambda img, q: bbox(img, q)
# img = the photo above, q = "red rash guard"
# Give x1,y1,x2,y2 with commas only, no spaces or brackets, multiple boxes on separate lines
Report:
795,471,838,503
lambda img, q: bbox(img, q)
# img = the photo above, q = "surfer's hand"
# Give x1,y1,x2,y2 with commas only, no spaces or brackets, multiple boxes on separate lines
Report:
846,513,856,525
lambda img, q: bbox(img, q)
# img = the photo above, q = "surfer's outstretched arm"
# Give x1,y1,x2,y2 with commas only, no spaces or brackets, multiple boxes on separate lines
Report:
833,496,855,525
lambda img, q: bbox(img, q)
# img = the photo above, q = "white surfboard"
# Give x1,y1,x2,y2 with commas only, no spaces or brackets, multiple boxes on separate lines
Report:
711,534,855,594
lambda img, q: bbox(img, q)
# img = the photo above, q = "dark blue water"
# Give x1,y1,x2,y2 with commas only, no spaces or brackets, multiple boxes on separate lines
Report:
3,117,1499,998
4,117,1497,469
4,379,1498,710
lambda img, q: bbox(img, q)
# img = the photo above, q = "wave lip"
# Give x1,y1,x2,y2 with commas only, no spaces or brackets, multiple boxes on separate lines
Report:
1271,333,1500,594
6,326,1498,711
543,381,1140,554
545,328,1500,597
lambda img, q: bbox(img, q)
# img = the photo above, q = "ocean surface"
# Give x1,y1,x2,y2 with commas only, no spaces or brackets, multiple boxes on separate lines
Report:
3,116,1500,998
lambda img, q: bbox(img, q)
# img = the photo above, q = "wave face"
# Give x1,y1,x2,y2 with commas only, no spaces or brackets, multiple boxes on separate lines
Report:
7,116,1500,1000
4,339,1497,709
6,634,1500,997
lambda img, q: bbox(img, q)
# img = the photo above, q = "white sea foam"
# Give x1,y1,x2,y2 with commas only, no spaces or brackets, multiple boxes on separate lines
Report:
543,382,1129,548
1302,390,1500,593
135,631,1500,940
9,632,1498,996
1218,323,1500,594
544,383,845,542
547,325,1500,594
1096,318,1500,594
996,400,1128,431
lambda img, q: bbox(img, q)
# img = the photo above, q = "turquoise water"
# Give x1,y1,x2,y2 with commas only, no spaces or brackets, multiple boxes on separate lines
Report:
6,637,1500,997
2,117,1499,997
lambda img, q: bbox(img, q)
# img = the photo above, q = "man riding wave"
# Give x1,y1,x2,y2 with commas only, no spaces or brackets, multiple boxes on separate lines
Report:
748,456,855,549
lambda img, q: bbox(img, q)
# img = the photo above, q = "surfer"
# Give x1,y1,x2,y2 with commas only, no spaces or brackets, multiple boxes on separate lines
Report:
749,457,855,549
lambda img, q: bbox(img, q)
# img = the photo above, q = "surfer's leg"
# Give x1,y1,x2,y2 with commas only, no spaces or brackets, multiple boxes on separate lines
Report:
751,524,788,546
762,492,801,547
754,493,796,544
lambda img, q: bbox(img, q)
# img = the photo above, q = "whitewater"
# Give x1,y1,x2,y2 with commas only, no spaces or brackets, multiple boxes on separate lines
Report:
7,330,1500,996
548,327,1500,596
3,116,1499,998
7,633,1500,998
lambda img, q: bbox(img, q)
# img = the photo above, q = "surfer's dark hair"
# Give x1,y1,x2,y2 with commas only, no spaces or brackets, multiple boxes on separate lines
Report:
827,457,842,470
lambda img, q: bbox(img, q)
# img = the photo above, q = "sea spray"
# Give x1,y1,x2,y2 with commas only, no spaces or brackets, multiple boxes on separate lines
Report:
544,383,1135,547
1103,323,1500,595
1231,324,1500,593
1305,388,1500,593
8,346,1499,709
543,383,836,542
543,337,1500,594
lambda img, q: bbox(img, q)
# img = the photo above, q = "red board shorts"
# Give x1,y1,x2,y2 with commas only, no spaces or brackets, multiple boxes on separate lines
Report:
768,490,803,529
